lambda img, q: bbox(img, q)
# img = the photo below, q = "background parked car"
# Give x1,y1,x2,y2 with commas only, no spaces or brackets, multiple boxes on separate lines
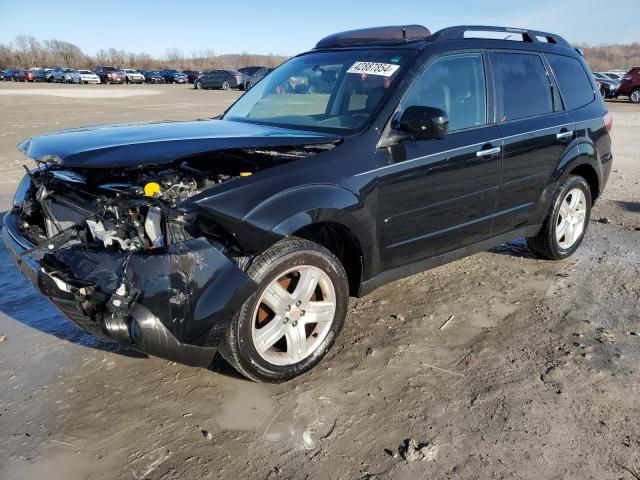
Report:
194,69,248,90
0,70,3,81
141,70,165,83
245,67,273,89
618,67,640,103
160,69,188,84
95,66,125,84
121,69,145,84
182,70,201,83
602,70,627,81
52,67,75,83
33,68,54,82
238,66,266,77
14,70,35,82
71,69,101,84
593,73,620,98
3,69,18,81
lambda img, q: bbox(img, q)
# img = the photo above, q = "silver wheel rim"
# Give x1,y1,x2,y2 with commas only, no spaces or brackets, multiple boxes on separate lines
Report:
631,91,640,103
251,265,336,366
556,188,587,249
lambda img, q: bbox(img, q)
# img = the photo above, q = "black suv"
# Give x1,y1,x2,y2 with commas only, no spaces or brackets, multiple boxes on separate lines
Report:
3,25,612,382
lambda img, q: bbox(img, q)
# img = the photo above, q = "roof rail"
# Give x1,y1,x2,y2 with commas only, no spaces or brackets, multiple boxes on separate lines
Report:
429,25,572,48
315,25,431,49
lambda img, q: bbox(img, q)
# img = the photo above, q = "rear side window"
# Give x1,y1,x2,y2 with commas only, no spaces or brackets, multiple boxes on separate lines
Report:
546,54,595,110
491,53,553,122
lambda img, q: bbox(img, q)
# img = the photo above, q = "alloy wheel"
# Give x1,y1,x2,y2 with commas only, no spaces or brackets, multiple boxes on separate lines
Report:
251,265,336,366
556,188,587,249
631,90,640,104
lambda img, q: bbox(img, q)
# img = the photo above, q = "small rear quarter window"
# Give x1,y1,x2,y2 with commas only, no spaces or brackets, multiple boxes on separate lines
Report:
546,54,595,111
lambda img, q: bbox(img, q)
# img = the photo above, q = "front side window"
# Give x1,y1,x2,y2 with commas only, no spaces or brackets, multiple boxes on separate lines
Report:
491,52,554,122
401,53,487,132
546,54,595,111
224,49,417,133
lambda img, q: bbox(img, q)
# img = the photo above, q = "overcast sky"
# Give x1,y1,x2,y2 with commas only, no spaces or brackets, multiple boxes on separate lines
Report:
0,0,637,57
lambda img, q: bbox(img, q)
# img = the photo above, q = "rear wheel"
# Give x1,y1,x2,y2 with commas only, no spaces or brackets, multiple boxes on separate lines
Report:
630,89,640,104
221,80,230,90
245,81,253,90
600,86,607,99
220,238,349,382
526,175,591,260
195,80,203,90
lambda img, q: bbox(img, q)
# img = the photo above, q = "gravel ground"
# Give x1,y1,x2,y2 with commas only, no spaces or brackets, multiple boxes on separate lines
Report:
0,83,638,480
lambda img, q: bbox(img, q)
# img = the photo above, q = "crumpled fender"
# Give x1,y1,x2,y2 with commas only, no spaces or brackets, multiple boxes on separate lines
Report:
45,238,257,345
197,184,372,256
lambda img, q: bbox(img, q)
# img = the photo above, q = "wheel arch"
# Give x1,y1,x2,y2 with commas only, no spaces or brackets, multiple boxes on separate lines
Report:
243,184,373,295
555,140,602,202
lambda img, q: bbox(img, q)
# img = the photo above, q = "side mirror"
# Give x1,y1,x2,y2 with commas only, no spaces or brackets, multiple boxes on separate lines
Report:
396,106,449,140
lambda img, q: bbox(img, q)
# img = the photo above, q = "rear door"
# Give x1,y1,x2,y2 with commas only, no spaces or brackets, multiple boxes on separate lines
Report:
378,52,503,269
489,51,574,234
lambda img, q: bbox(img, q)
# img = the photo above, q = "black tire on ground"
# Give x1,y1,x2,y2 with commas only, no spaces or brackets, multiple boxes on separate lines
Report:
195,80,203,90
245,81,252,90
630,88,640,104
600,87,607,99
526,175,592,260
219,238,349,382
221,81,229,90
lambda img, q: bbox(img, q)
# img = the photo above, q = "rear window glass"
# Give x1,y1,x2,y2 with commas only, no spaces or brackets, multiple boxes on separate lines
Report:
546,54,595,111
491,53,554,122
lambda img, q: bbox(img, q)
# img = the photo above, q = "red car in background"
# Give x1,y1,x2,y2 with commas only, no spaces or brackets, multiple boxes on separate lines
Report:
14,70,35,82
617,67,640,103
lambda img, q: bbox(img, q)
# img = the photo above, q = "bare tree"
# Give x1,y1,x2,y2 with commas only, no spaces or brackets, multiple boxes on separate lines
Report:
0,34,293,71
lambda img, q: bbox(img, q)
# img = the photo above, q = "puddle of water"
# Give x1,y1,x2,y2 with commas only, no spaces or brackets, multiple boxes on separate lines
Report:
0,237,114,348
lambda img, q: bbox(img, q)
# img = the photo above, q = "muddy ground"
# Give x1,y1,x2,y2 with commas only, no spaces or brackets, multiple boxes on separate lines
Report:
0,83,638,480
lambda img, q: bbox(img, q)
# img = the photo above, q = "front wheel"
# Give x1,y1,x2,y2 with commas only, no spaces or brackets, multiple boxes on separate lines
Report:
630,89,640,104
195,80,203,90
600,87,607,99
245,81,253,90
526,175,592,260
220,238,349,382
221,80,229,90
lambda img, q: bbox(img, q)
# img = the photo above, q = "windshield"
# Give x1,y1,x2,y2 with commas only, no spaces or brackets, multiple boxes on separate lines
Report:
224,49,416,133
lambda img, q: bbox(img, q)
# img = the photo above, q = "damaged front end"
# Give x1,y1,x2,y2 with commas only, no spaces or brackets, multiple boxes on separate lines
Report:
3,158,269,367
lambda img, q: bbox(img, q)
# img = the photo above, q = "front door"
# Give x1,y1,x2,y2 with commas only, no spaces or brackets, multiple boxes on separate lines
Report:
378,52,503,269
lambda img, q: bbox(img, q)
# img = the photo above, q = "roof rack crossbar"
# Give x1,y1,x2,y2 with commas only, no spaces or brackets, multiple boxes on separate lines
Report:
429,25,571,48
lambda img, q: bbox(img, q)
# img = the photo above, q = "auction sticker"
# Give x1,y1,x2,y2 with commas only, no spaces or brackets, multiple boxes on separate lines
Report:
347,62,400,77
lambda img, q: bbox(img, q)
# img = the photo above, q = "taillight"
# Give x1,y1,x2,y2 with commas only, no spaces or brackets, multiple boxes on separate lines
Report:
624,75,632,81
604,112,613,132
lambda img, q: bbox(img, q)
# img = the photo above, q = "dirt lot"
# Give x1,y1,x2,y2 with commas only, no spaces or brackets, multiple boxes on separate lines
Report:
0,82,638,480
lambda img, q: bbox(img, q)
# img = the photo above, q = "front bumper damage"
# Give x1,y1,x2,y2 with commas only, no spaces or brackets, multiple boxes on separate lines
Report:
3,209,257,367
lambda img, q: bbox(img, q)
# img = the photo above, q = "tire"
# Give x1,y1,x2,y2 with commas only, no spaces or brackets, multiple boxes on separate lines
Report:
195,80,203,90
221,80,229,90
600,87,607,99
220,238,349,382
526,175,592,260
245,81,253,90
630,89,640,104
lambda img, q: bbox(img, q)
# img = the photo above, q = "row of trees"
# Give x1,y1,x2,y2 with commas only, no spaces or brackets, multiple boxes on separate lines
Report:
1,35,639,73
575,43,640,72
0,35,289,71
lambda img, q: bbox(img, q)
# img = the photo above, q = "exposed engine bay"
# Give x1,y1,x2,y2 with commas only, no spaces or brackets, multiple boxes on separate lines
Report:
17,145,331,255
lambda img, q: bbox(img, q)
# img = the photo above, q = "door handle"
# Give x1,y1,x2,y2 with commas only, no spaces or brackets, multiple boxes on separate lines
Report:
476,146,501,157
556,130,574,141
